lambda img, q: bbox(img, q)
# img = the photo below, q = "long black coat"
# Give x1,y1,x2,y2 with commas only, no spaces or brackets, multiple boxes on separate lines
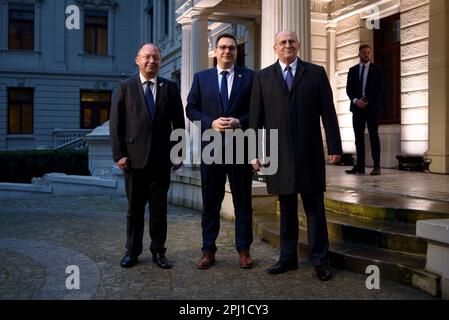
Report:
249,59,342,195
109,75,185,170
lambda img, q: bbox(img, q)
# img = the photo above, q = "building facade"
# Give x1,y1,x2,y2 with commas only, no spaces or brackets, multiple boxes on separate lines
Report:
0,0,178,150
1,0,448,174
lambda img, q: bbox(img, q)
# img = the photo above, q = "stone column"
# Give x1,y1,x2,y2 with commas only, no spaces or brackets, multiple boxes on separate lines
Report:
282,0,311,61
190,11,209,165
261,0,282,68
191,12,209,73
428,0,449,173
326,22,337,97
179,19,192,163
245,20,260,70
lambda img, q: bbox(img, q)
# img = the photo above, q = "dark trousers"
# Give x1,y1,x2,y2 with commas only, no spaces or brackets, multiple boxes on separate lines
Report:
278,193,329,267
353,110,381,169
200,163,253,253
123,161,171,257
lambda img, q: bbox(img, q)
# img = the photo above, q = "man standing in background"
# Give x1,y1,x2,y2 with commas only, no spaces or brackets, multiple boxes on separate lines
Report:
345,44,384,176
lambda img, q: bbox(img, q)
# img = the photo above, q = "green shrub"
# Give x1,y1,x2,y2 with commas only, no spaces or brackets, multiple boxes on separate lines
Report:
0,149,89,183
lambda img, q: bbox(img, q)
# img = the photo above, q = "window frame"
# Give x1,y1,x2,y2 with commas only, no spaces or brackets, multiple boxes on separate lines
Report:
7,87,34,135
83,10,108,55
79,90,112,129
8,4,35,51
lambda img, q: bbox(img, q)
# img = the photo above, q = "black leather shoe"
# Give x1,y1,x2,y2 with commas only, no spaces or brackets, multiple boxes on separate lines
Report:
267,261,298,275
370,167,381,176
345,166,365,174
315,264,332,281
120,255,138,268
153,252,171,269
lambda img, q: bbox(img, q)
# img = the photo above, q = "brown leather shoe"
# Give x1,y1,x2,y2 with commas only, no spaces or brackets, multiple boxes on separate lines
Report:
239,251,254,269
196,252,216,269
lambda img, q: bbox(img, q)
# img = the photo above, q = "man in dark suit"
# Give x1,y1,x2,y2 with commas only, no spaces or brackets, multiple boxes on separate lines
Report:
345,44,384,176
250,30,342,281
186,34,254,269
109,44,185,269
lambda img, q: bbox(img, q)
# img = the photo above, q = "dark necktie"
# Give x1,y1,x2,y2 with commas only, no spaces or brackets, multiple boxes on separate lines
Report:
220,70,229,113
285,65,294,91
359,64,366,97
144,81,155,118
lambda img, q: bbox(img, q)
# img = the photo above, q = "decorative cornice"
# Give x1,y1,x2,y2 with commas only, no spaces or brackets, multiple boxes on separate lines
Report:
75,0,118,10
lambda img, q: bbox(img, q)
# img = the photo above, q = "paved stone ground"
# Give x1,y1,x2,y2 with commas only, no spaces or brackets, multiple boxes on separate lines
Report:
0,195,435,300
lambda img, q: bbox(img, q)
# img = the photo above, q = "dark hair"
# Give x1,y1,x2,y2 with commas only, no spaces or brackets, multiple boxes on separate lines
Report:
215,33,237,47
359,44,372,52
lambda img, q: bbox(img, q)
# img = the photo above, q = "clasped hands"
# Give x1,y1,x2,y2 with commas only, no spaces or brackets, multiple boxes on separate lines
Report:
212,117,241,131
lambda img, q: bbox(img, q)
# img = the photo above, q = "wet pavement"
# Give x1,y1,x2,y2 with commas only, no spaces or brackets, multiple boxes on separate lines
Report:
0,195,435,300
326,165,449,204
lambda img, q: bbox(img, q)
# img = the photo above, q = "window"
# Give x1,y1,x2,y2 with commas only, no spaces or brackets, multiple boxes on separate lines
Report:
80,91,111,129
8,88,34,134
8,5,35,50
84,11,108,55
163,0,169,35
374,14,401,124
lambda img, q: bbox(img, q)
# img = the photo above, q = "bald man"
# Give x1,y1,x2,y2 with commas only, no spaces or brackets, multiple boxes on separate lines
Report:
110,44,185,269
249,31,342,280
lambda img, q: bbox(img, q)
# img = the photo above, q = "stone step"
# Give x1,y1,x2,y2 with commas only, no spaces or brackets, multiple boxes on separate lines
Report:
253,215,441,297
299,210,427,255
324,187,449,223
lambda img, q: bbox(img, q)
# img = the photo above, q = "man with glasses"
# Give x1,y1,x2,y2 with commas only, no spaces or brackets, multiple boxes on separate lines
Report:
186,33,255,269
110,43,185,269
249,30,342,281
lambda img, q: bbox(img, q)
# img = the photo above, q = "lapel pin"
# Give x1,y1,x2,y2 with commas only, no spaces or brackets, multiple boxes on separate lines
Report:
159,82,164,87
238,74,242,78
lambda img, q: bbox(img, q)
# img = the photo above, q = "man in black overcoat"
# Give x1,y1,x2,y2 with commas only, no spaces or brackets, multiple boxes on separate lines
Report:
249,30,342,281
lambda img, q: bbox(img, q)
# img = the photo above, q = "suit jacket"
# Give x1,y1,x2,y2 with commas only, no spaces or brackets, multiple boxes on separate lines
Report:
186,66,254,135
249,59,342,195
346,63,384,113
109,75,185,169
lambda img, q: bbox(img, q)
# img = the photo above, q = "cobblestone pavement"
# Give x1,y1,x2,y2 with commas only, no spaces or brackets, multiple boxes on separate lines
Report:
0,195,434,300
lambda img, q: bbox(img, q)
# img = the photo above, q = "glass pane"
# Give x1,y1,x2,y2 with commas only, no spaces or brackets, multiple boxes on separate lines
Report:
83,108,92,128
21,104,33,133
9,89,33,103
99,109,108,124
81,91,110,102
9,9,34,21
84,27,95,53
380,19,400,46
97,28,108,55
8,104,21,133
8,23,21,49
21,21,34,50
85,12,107,25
